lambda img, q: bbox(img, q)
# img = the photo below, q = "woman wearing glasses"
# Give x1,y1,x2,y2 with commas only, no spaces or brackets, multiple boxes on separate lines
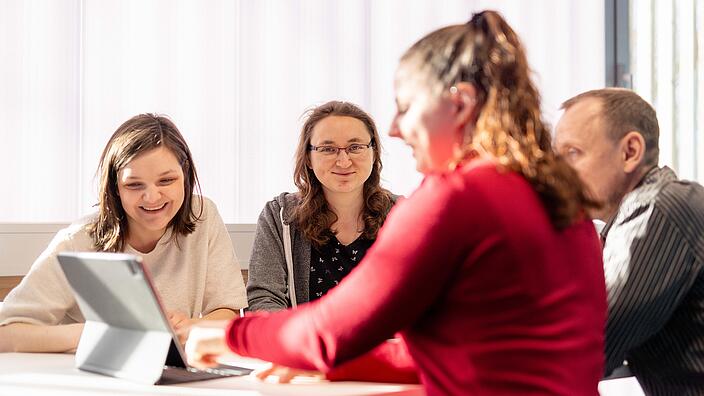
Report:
246,101,397,312
188,11,606,395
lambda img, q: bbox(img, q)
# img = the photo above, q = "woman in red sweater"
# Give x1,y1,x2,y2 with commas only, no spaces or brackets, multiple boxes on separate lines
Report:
186,10,606,395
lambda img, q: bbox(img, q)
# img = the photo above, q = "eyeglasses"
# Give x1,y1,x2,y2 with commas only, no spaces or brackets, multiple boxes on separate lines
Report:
308,142,373,157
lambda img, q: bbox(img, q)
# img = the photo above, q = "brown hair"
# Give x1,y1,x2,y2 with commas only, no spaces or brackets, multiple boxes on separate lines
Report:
291,101,393,246
398,10,598,229
562,87,660,166
88,113,203,252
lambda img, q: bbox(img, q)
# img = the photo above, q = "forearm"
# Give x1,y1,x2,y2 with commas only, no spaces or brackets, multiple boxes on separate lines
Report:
227,187,463,370
0,323,83,353
326,338,419,383
201,308,238,321
247,294,288,312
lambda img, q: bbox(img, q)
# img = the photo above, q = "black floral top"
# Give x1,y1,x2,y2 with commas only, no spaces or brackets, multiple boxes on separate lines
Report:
309,235,373,301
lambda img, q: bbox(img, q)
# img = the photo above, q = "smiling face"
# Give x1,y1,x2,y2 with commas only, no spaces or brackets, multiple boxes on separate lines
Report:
389,68,463,174
554,98,628,221
308,116,374,198
117,146,185,247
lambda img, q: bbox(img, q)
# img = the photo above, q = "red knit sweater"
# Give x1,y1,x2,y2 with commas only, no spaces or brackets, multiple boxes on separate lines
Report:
228,160,606,395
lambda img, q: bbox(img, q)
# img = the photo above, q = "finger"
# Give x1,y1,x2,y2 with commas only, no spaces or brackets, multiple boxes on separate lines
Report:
172,317,189,330
170,312,186,322
184,326,226,366
179,326,193,344
254,364,277,381
187,353,205,368
188,353,219,369
177,325,191,339
199,353,220,367
278,370,297,384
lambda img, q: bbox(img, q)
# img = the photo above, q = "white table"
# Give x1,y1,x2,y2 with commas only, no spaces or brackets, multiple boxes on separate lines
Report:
0,348,646,396
0,353,423,396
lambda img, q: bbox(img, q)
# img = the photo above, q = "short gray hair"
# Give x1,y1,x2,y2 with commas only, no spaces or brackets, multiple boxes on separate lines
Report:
562,88,660,166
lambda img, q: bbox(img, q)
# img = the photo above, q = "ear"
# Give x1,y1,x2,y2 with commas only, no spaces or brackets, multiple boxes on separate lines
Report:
449,82,478,128
620,131,646,174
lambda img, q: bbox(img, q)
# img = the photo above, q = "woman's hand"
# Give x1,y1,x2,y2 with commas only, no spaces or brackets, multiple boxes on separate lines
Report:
184,320,230,368
170,308,237,344
254,363,323,383
167,311,194,344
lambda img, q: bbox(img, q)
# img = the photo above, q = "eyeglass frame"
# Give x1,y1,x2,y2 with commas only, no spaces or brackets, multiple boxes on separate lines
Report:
308,142,374,156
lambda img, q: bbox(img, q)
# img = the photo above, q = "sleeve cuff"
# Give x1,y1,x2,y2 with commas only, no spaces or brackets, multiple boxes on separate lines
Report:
225,316,244,354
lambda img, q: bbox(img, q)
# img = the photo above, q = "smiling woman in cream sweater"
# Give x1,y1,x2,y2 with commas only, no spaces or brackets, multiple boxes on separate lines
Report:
0,114,246,353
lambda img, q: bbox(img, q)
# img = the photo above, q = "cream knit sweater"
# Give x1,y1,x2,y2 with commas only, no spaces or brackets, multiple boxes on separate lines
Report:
0,197,247,326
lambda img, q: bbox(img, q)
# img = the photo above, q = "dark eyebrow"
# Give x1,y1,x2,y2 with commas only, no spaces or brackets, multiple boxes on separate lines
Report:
315,138,367,145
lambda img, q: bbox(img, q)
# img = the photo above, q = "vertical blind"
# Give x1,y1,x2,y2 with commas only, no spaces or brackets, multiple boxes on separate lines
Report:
630,0,703,181
0,0,604,223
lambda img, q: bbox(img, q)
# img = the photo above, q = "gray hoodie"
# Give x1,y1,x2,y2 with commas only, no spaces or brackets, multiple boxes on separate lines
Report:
246,192,397,312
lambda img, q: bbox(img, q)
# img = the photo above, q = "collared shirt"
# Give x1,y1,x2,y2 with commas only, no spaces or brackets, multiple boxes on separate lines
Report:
601,166,704,395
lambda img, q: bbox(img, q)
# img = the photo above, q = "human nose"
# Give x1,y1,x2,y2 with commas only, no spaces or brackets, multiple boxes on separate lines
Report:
389,116,401,138
335,149,352,167
142,185,162,203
